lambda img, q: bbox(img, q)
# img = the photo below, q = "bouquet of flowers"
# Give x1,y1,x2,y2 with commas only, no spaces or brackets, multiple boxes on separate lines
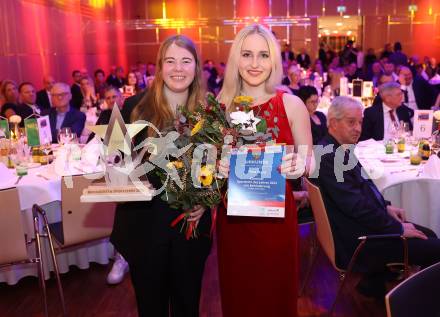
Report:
155,94,229,239
228,96,278,145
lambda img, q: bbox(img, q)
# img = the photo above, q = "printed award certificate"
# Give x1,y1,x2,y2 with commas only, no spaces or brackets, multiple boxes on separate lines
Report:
227,144,286,218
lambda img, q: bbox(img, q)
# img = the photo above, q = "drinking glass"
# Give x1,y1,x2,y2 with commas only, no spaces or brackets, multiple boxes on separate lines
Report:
57,127,73,145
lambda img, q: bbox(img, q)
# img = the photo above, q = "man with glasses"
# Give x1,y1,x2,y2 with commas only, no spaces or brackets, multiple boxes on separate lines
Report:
44,82,86,143
87,87,124,142
360,82,413,141
313,96,440,300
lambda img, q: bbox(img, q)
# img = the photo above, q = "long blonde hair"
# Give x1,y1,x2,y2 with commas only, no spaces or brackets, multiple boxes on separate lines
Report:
217,24,283,111
131,35,204,136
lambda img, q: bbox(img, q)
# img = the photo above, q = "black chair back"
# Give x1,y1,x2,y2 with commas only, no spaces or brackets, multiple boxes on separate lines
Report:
386,262,440,317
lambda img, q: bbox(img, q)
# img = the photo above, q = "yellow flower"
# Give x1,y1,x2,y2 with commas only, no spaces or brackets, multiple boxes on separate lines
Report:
191,119,204,136
233,95,254,105
173,161,184,169
166,161,184,169
198,165,215,187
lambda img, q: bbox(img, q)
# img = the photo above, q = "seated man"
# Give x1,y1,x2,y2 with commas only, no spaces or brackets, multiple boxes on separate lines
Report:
399,66,437,110
360,82,413,141
87,86,124,143
36,75,55,110
44,82,86,143
313,96,440,298
15,82,44,120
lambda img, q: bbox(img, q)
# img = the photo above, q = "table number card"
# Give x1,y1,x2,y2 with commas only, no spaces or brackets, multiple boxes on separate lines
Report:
37,116,52,144
340,77,348,96
362,81,373,98
0,119,10,138
413,110,433,139
24,115,52,146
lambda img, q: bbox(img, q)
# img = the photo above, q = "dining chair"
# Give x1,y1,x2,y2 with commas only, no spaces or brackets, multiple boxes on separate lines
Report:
0,187,65,317
35,173,116,252
303,178,410,316
386,261,440,317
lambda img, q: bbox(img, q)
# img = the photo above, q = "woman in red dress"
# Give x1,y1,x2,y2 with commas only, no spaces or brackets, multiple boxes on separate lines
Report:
216,24,314,317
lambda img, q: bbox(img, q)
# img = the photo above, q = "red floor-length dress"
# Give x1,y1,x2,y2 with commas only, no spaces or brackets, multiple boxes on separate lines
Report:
217,91,298,317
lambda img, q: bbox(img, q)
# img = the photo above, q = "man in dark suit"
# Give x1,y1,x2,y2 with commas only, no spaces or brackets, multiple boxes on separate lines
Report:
360,82,413,141
399,66,437,110
44,82,86,143
106,66,126,89
36,75,55,110
296,48,311,69
8,82,46,127
281,43,295,63
313,96,440,298
389,42,408,67
70,70,83,109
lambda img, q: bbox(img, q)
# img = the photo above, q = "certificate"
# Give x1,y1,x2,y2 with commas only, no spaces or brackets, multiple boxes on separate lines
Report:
227,144,286,218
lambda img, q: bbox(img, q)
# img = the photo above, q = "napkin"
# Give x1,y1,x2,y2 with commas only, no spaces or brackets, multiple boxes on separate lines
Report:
81,137,102,167
0,162,16,185
421,155,440,178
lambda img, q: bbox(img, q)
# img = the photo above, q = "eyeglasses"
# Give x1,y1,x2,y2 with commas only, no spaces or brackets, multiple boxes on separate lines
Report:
52,92,70,98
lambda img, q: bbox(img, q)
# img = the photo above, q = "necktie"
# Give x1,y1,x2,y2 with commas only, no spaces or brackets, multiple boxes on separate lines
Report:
389,110,397,123
402,89,409,103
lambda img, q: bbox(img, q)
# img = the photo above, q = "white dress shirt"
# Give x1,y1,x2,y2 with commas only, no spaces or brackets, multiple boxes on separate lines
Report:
401,82,418,111
383,103,398,141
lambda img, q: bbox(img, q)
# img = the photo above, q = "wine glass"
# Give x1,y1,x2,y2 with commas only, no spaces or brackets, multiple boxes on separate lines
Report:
387,121,400,144
57,127,73,145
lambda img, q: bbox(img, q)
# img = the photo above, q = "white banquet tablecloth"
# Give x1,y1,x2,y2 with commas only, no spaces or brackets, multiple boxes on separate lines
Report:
356,139,440,235
0,163,113,285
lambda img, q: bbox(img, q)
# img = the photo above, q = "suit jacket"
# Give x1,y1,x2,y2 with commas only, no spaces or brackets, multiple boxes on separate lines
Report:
70,84,83,109
121,90,147,123
296,54,311,69
44,107,86,143
409,76,437,110
313,134,403,268
36,90,51,110
359,102,414,141
281,51,294,62
15,103,42,122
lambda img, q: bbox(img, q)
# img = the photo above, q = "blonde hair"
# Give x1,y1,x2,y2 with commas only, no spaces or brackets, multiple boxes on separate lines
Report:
131,35,204,136
217,24,283,111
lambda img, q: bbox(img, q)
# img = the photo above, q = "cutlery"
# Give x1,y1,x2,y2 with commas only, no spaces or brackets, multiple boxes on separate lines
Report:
14,176,23,185
36,172,50,181
389,168,419,174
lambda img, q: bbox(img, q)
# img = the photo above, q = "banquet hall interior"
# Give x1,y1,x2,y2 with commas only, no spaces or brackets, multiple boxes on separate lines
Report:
1,0,440,316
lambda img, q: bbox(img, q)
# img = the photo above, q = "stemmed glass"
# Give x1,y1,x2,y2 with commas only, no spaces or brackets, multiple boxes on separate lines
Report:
57,127,73,146
387,121,400,144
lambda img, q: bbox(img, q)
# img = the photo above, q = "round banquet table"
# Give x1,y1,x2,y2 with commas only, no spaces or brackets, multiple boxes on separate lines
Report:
355,139,440,236
0,163,113,285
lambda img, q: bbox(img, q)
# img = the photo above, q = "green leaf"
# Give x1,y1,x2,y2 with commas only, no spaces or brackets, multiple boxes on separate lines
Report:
256,119,267,133
264,110,270,117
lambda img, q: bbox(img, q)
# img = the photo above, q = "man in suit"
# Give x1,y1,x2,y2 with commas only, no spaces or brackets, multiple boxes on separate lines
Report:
70,70,83,109
45,82,86,143
360,82,413,141
399,66,437,110
281,43,295,63
36,75,55,110
15,82,44,123
296,48,311,69
106,66,125,89
313,96,440,298
389,42,408,67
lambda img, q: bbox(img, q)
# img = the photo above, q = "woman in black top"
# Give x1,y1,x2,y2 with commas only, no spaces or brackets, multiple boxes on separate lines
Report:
297,86,327,145
110,35,211,317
